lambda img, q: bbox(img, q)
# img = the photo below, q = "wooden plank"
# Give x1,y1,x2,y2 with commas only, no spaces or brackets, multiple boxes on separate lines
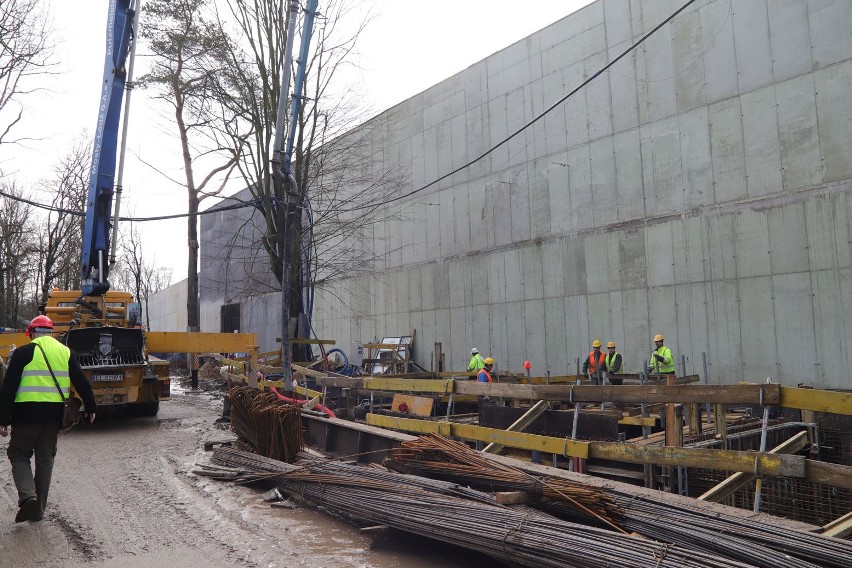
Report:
780,386,852,415
482,400,550,454
495,491,537,505
618,416,657,427
698,431,810,502
822,511,852,538
288,338,336,345
365,414,590,458
805,459,852,490
590,442,805,478
362,343,403,349
453,383,781,404
391,394,434,417
146,331,258,353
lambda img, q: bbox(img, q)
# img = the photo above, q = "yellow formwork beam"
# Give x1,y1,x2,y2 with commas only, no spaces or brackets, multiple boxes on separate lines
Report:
146,331,258,354
780,387,852,415
0,333,29,359
366,414,590,458
363,378,455,393
618,416,657,427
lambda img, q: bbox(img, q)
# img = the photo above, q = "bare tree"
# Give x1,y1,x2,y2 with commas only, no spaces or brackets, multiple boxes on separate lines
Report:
115,222,172,329
33,136,89,307
0,179,37,327
139,0,245,332
0,0,53,145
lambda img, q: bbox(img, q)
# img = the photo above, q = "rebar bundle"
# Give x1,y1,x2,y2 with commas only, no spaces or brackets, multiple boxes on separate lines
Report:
226,386,304,462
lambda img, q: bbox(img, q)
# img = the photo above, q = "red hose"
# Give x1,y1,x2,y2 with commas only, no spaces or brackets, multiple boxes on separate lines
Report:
269,386,336,418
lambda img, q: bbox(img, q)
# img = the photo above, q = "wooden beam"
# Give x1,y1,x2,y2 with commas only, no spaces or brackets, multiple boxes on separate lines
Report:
618,416,657,427
805,459,852,490
698,431,810,502
288,338,336,345
146,331,258,353
822,511,852,538
495,491,538,505
482,400,550,454
780,386,852,415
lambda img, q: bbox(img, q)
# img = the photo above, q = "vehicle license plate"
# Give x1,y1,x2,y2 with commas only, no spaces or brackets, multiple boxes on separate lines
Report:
94,374,123,382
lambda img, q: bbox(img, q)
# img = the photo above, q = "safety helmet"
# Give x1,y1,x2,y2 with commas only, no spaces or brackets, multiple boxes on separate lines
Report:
654,334,664,342
591,340,601,348
471,348,479,354
26,315,55,338
606,341,616,348
484,357,494,366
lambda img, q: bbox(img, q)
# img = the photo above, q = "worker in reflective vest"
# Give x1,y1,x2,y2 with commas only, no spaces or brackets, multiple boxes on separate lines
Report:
467,348,486,373
649,334,675,375
477,358,494,382
0,315,97,523
605,341,622,373
582,340,606,384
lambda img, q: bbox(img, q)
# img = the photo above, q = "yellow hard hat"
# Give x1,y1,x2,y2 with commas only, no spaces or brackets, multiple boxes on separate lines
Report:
484,357,494,366
654,334,664,342
591,340,601,348
606,341,615,348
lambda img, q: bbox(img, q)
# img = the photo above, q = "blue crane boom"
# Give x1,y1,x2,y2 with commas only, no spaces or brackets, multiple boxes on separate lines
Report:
80,0,137,296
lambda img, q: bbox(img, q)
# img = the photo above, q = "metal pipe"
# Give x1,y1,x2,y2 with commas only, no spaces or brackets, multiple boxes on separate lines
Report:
753,377,772,512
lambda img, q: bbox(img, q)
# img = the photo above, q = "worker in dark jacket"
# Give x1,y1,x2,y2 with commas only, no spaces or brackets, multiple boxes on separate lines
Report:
582,340,606,384
0,315,97,522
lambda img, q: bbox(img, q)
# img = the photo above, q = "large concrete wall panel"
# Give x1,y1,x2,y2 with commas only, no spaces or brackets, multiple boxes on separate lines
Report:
776,74,823,191
732,0,774,94
814,61,852,183
679,106,714,208
773,272,817,382
808,0,852,70
700,0,738,103
740,85,783,197
769,0,812,83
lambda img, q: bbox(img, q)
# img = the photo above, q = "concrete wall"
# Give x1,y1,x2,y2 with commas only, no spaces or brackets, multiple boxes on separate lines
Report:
145,278,187,332
201,0,852,388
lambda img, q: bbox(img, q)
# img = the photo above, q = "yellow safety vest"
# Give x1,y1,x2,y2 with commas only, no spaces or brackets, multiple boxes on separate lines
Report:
14,337,71,403
606,352,622,373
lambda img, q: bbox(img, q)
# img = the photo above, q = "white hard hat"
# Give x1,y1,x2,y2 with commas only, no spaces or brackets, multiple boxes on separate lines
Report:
471,347,478,354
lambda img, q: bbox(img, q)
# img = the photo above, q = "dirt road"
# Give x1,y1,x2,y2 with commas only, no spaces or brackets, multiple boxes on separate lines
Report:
0,386,494,568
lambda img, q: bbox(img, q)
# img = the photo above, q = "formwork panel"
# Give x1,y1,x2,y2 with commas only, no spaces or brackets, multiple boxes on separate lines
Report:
646,223,675,287
650,116,683,214
421,264,437,312
732,0,773,94
589,138,617,226
468,178,489,252
451,184,471,256
808,0,852,70
700,0,738,103
540,0,603,51
547,155,571,232
773,272,817,383
806,196,842,272
542,74,568,156
768,203,809,275
492,176,513,247
490,302,511,372
648,285,678,358
509,165,532,243
584,233,610,293
769,0,812,83
467,255,490,307
672,9,707,113
645,27,676,123
586,58,613,141
407,266,422,312
488,253,507,305
776,74,823,192
521,245,544,301
619,228,647,289
506,87,531,170
739,276,778,380
523,299,547,371
448,261,465,310
586,292,611,349
682,282,710,376
709,98,747,203
622,286,651,370
707,280,743,382
464,103,490,181
471,304,492,362
529,158,552,240
815,61,852,183
672,217,700,285
613,130,645,220
504,249,524,303
422,125,439,191
838,191,852,269
426,191,441,259
433,263,450,310
679,106,713,208
564,295,590,364
394,271,408,315
563,236,588,296
439,188,455,259
812,270,849,386
734,209,771,279
434,308,450,354
487,96,510,170
706,214,736,282
414,198,428,264
543,297,568,373
449,307,469,371
566,145,593,231
541,240,565,299
840,269,852,387
608,46,640,133
604,0,632,47
740,85,783,198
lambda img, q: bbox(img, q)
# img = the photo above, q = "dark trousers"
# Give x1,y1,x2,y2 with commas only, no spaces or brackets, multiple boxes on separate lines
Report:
7,422,59,511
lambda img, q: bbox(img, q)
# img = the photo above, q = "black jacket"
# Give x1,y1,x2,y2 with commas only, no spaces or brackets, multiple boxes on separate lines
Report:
0,340,97,426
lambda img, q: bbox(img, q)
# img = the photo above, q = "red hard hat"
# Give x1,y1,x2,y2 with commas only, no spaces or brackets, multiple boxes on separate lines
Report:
26,315,55,337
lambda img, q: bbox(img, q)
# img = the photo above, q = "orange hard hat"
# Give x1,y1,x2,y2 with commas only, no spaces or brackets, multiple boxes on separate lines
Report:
26,315,55,338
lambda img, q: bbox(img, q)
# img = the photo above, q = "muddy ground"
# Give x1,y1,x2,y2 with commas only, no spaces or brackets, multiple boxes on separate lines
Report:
0,377,496,568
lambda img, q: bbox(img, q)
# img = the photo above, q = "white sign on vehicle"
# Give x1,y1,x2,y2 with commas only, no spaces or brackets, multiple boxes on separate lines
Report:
94,374,123,382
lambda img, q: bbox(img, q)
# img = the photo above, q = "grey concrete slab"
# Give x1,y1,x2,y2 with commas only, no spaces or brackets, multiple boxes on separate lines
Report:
471,304,492,361
608,46,640,133
709,98,747,203
738,276,777,380
468,178,489,252
619,228,647,289
504,249,524,303
681,282,711,376
489,302,509,370
586,292,611,352
650,116,683,214
394,270,408,315
815,61,852,183
509,165,532,243
433,263,450,310
589,137,618,226
769,0,812,83
673,9,707,113
529,158,553,239
464,104,491,181
706,215,736,282
541,239,566,299
521,244,544,301
542,75,569,156
613,129,645,219
734,209,771,279
839,268,852,387
439,188,455,259
776,74,823,191
648,285,678,365
586,59,614,141
645,27,677,122
452,183,472,255
584,232,611,294
700,0,738,103
678,106,714,208
768,203,809,275
634,36,651,125
706,279,743,382
732,0,774,94
543,296,568,373
422,264,437,311
806,196,842,272
563,61,590,149
488,253,506,305
837,191,852,269
566,145,593,230
740,85,783,197
808,0,852,70
811,270,847,386
506,87,532,170
492,176,513,247
449,307,468,371
487,96,510,170
563,236,588,296
604,0,633,47
523,299,547,372
564,295,590,368
621,286,651,373
672,217,703,284
773,272,817,382
546,156,572,233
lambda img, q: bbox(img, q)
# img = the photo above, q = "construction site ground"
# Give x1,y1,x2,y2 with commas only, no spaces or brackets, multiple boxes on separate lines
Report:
0,376,495,568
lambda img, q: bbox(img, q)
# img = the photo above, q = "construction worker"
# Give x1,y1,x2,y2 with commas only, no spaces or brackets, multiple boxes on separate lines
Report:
477,357,494,383
649,334,675,376
0,315,97,522
582,340,606,384
604,341,623,386
467,348,486,373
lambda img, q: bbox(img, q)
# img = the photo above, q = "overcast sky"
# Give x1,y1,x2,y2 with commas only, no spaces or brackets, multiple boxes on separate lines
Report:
4,0,593,280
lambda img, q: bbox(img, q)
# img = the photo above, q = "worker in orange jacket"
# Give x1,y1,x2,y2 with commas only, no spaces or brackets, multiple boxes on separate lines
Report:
477,358,494,383
582,340,606,384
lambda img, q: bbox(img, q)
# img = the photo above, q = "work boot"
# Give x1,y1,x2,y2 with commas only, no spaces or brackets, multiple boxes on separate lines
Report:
15,496,40,523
